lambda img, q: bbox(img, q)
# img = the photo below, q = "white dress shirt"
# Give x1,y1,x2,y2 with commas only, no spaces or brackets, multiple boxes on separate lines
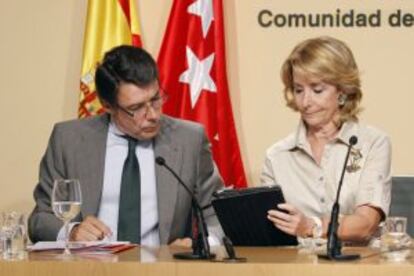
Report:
58,122,160,246
98,122,160,246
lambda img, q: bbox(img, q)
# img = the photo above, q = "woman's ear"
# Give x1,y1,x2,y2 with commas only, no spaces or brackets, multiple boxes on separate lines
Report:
338,93,347,107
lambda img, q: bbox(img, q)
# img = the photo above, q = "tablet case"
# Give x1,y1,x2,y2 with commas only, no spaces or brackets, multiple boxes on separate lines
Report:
212,185,298,246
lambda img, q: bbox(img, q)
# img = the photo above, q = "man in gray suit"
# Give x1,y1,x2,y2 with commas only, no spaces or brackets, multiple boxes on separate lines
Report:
29,45,224,246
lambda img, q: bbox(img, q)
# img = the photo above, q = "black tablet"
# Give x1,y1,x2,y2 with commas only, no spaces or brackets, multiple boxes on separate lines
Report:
211,185,298,246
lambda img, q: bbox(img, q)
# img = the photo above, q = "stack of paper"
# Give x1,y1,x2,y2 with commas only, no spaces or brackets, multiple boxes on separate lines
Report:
28,241,135,254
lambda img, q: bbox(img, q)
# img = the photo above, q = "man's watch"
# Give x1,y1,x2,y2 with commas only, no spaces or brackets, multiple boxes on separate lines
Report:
311,216,323,239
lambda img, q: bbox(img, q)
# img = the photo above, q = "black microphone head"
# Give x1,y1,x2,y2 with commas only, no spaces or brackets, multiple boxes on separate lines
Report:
349,136,358,146
155,156,166,165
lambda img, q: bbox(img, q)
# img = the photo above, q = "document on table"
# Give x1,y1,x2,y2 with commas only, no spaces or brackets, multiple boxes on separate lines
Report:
28,241,135,253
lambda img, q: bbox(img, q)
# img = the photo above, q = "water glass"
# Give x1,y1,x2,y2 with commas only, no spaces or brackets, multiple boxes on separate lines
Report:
0,212,5,253
380,216,412,262
52,179,82,256
1,212,27,260
297,237,326,254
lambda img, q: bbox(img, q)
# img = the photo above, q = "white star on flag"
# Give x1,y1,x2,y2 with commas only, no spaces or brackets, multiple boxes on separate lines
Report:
187,0,214,38
179,46,217,108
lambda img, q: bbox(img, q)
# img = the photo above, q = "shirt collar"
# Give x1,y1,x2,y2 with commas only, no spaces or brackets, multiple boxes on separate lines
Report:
108,120,125,137
336,120,359,146
108,119,153,147
291,120,359,150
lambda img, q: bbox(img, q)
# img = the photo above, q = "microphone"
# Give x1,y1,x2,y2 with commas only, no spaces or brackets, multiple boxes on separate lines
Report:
318,135,361,261
222,236,247,262
155,156,215,260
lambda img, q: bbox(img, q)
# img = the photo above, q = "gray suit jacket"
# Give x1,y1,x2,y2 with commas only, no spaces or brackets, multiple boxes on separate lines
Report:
28,114,224,244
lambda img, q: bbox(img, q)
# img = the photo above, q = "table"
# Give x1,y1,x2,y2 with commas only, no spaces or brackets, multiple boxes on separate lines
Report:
1,246,413,276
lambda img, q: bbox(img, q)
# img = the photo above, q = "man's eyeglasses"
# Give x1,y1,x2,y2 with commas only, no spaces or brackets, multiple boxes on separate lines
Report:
117,91,168,119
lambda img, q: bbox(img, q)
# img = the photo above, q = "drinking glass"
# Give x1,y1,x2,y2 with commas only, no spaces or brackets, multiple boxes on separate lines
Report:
52,179,82,256
0,212,6,254
380,216,412,262
1,212,27,260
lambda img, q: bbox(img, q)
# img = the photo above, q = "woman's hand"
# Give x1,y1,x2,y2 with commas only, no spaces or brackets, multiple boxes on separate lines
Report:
267,203,314,237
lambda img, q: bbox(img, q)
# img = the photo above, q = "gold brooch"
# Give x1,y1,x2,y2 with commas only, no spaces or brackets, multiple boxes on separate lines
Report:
346,148,363,173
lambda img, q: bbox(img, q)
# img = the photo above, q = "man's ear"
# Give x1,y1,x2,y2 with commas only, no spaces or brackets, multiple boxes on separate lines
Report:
100,100,113,114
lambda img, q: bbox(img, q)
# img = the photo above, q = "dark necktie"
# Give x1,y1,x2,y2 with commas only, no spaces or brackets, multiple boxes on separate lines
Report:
117,136,141,243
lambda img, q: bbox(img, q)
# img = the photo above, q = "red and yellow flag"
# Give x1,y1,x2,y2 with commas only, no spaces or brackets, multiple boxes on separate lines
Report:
79,0,142,118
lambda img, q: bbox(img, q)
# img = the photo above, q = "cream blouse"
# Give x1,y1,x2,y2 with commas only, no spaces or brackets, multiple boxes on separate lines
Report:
261,120,392,218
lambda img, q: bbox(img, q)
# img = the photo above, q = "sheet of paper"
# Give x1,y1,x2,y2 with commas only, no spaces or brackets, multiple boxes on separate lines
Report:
28,241,130,251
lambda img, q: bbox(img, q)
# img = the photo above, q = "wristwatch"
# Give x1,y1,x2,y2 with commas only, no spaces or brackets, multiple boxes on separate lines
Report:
311,216,323,239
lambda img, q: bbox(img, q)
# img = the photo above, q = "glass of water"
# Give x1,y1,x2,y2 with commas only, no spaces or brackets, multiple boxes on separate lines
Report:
2,212,27,260
380,216,412,262
0,212,4,253
52,179,82,256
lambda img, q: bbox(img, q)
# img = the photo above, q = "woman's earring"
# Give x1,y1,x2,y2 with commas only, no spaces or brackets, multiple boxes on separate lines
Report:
338,94,347,106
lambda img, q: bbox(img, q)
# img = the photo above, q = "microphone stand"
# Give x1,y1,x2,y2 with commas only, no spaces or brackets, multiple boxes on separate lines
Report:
318,136,360,261
155,157,215,260
186,199,212,259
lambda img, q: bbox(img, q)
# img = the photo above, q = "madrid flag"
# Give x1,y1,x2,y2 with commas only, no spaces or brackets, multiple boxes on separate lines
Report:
78,0,142,118
158,0,247,188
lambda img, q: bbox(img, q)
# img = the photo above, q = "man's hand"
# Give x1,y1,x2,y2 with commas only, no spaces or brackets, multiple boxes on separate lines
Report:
169,238,192,248
267,203,314,237
70,216,112,241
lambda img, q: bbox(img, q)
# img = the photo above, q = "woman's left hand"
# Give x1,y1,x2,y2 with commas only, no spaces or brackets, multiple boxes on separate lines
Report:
267,203,314,237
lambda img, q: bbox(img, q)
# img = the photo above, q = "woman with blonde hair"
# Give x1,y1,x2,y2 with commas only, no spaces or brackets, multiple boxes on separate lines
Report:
262,36,391,242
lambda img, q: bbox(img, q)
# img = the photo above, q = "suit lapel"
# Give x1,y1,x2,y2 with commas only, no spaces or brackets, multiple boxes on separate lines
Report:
154,117,182,244
77,114,109,218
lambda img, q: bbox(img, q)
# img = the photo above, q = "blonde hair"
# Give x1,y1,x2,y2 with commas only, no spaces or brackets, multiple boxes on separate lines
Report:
281,36,362,124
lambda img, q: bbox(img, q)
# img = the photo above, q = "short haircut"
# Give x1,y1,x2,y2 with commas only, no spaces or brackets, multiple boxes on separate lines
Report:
95,45,159,107
281,36,362,123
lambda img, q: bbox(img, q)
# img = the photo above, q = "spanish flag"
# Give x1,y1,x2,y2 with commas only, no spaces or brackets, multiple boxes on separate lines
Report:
79,0,142,118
